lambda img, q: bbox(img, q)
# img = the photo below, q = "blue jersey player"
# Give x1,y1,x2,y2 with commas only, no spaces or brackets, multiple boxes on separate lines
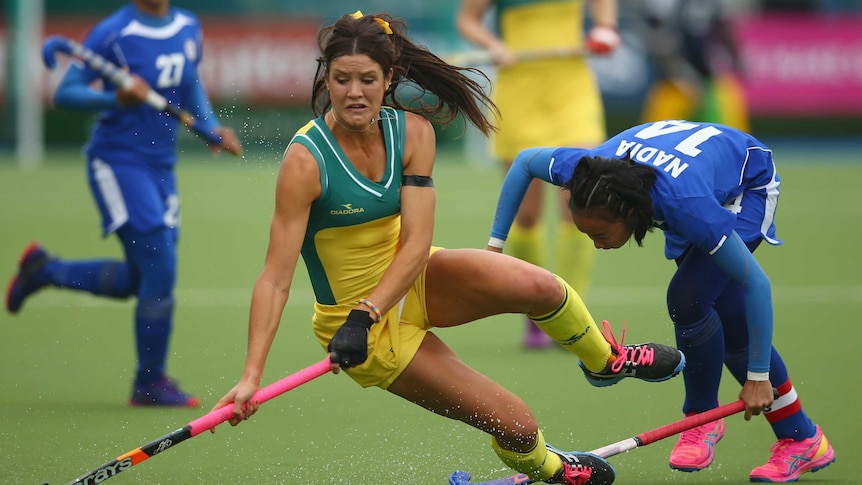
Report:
487,120,835,482
6,0,243,407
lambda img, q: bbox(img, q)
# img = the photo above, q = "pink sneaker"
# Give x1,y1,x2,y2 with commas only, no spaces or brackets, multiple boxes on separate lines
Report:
669,418,725,472
749,425,835,482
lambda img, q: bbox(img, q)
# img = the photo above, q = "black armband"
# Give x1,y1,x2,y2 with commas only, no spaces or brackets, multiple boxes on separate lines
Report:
403,175,434,187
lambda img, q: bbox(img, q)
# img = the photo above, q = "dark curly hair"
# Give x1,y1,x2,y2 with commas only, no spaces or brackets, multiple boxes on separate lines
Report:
312,12,498,136
562,155,657,246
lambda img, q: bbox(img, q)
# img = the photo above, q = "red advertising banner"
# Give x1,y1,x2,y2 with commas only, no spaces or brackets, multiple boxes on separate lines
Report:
13,13,862,116
195,17,320,104
735,14,862,116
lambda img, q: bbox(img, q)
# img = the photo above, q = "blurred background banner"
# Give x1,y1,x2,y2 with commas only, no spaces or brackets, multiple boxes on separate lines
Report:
736,13,862,116
177,18,320,105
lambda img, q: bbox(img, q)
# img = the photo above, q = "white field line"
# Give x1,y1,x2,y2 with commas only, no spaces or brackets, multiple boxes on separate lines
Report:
21,285,862,309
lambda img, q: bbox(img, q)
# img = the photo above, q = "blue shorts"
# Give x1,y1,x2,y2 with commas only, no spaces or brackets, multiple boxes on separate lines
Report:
88,158,179,236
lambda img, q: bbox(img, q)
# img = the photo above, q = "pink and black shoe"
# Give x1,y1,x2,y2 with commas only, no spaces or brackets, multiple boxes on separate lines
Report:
578,320,685,387
546,444,615,485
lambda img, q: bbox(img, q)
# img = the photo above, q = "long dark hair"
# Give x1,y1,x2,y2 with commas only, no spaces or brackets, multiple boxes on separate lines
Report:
563,155,657,246
311,12,498,136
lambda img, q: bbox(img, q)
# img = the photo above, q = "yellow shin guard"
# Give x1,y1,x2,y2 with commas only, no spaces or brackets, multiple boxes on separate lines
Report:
529,276,611,372
491,430,561,481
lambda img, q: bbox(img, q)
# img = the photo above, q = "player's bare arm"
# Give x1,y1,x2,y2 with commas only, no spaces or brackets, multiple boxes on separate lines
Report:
363,113,437,318
215,143,321,424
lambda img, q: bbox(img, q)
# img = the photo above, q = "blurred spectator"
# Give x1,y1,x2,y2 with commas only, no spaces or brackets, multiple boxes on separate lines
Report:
456,0,620,349
636,0,750,132
760,0,816,10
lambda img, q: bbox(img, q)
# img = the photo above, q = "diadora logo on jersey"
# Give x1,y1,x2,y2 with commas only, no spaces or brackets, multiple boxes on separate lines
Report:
331,203,365,215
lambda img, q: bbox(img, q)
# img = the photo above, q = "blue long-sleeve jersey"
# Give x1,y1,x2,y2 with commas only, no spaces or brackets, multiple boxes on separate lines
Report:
490,120,782,376
54,3,218,168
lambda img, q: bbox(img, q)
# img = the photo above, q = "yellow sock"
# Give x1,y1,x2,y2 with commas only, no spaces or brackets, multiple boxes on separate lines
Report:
530,276,611,372
554,224,596,298
491,429,561,481
507,223,545,267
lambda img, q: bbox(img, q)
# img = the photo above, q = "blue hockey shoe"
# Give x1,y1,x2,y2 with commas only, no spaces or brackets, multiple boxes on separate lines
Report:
130,375,200,407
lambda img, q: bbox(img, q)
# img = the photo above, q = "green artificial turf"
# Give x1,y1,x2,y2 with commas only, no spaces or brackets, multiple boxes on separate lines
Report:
1,146,858,484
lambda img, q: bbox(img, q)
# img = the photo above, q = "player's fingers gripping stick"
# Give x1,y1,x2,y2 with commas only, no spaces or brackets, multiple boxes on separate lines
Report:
328,309,374,369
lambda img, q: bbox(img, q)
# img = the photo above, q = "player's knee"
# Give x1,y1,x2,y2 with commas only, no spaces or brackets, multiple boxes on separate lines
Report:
667,290,715,324
491,412,539,453
520,270,564,309
99,261,135,298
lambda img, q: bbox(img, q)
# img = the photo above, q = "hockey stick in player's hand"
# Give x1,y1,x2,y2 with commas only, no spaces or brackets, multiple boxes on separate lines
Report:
50,358,331,485
41,34,223,147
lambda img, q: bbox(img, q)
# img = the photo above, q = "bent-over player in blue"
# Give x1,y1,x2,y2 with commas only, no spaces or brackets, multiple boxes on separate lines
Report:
5,0,243,407
487,120,834,482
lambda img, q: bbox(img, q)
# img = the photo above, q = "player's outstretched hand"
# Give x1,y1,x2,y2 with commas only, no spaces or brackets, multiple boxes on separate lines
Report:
213,126,244,157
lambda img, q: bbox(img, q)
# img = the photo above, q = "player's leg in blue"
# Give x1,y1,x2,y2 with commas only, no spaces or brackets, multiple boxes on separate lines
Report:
5,241,134,314
120,225,198,407
666,248,730,472
668,249,731,413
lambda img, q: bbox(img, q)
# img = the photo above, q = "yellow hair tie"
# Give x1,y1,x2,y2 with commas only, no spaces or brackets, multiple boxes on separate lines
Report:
349,10,393,35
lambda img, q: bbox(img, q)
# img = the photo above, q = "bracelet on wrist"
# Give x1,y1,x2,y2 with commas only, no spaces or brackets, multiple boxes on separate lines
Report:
358,298,382,323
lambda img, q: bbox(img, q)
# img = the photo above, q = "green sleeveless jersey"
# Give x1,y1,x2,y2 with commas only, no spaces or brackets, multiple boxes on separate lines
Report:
288,107,407,305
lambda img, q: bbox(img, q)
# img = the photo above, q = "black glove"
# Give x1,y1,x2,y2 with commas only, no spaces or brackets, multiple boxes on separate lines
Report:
328,309,375,369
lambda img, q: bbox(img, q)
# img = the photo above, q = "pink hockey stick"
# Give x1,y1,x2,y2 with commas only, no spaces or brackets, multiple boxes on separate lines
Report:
57,358,331,485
